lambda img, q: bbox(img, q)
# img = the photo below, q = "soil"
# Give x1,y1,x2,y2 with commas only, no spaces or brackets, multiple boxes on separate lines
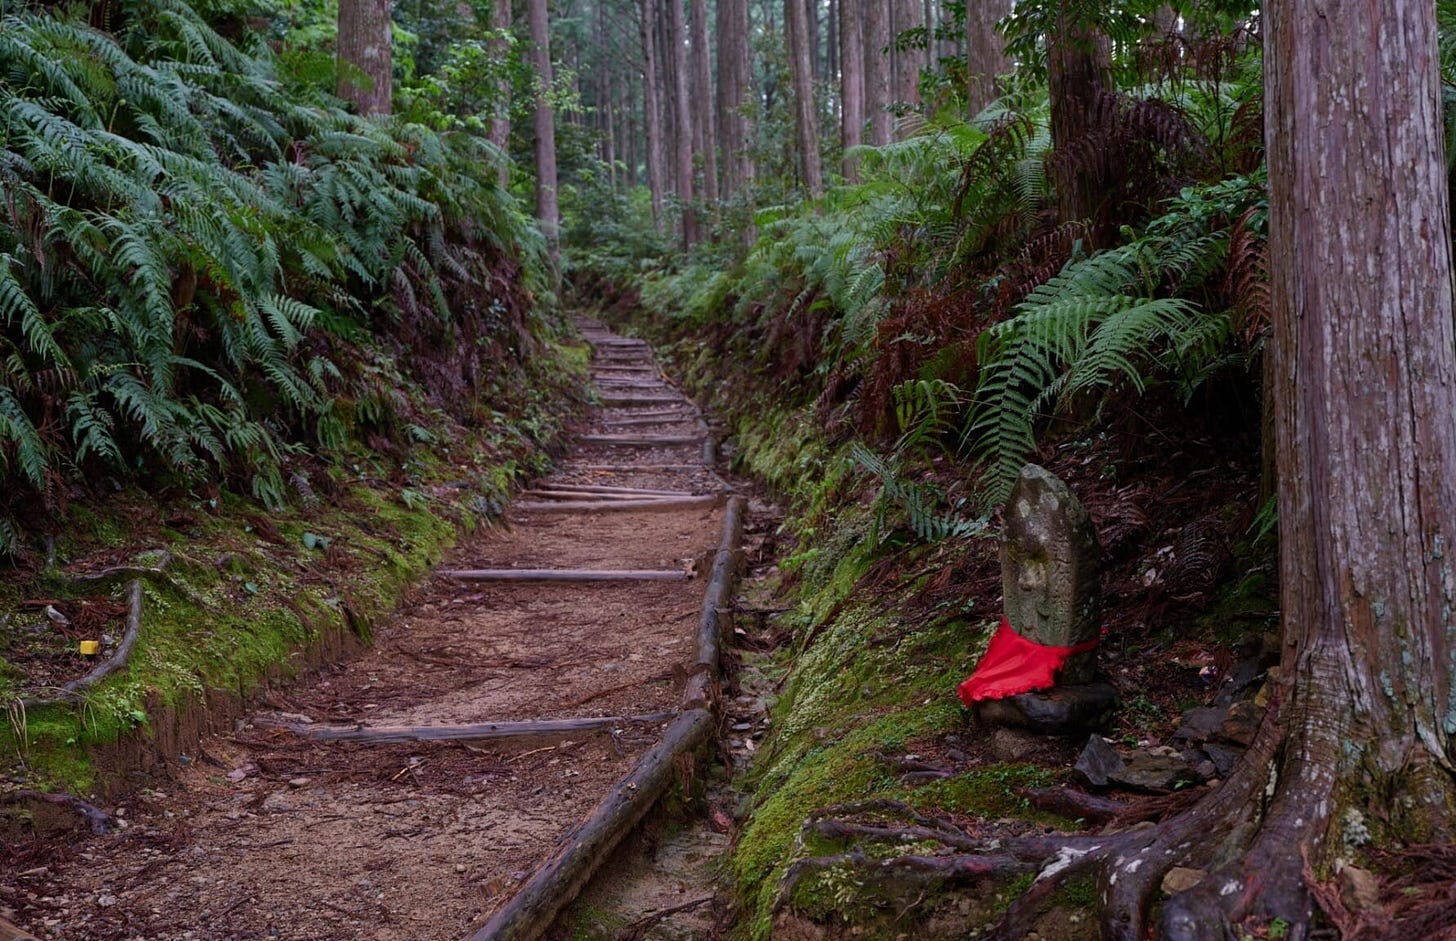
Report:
0,322,739,941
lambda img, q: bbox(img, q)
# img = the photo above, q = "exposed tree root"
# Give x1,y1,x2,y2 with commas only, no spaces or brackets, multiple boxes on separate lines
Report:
0,790,114,834
776,684,1456,940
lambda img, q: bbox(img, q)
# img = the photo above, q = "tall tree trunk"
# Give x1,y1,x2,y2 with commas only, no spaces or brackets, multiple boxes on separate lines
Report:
337,0,393,116
690,0,719,206
1047,5,1109,229
716,0,753,198
527,0,559,265
965,0,1009,116
839,0,865,179
785,0,824,198
863,0,892,145
664,0,698,243
891,0,922,121
626,70,640,188
827,0,838,87
639,0,666,228
603,50,618,191
1148,0,1456,931
487,0,512,184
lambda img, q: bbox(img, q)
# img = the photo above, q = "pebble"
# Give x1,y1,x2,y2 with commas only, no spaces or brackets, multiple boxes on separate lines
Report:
288,777,310,788
97,894,118,907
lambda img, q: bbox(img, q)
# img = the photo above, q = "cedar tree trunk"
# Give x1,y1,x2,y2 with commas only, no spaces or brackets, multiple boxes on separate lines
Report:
337,0,392,116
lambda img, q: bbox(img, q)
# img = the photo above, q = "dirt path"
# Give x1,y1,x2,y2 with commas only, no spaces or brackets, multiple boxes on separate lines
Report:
1,321,736,941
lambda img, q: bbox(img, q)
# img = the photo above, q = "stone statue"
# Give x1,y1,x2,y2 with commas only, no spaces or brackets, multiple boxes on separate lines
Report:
973,464,1117,734
1002,464,1102,684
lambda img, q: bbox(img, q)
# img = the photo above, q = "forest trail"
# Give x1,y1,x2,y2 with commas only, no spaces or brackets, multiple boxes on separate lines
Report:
2,322,741,941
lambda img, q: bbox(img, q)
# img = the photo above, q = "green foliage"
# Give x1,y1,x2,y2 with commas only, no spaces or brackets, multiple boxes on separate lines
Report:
964,178,1262,505
0,0,544,542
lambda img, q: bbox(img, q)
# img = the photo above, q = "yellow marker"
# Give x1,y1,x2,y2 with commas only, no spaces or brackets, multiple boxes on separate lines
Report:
78,640,100,657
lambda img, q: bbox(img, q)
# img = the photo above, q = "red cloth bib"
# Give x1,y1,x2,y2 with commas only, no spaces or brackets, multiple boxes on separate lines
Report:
956,617,1100,705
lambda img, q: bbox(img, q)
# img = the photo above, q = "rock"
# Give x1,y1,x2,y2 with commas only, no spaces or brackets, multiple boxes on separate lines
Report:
1002,465,1103,684
989,727,1043,762
225,764,258,783
1161,867,1206,895
1109,751,1197,793
1338,863,1381,912
1073,734,1125,788
1216,700,1262,746
1202,742,1240,776
1193,760,1217,780
976,681,1118,735
1171,706,1227,744
287,777,310,789
96,895,118,908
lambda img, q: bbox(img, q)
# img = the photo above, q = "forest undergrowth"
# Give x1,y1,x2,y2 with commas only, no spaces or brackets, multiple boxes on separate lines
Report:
569,8,1456,937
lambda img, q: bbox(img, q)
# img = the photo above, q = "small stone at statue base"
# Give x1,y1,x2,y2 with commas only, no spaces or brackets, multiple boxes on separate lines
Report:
974,681,1118,736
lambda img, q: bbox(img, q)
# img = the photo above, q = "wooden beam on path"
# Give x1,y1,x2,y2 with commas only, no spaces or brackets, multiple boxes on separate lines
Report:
441,568,687,582
469,495,747,941
283,712,678,744
564,463,708,472
529,482,701,496
519,489,692,502
0,917,41,941
600,395,685,407
600,415,701,429
510,494,723,514
573,436,698,448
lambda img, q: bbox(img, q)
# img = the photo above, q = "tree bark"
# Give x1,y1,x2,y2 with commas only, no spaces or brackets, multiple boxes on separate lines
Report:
337,0,393,116
891,0,922,121
1156,0,1456,929
690,0,719,206
1047,5,1110,227
527,0,558,265
665,0,698,243
716,0,753,197
785,0,824,198
863,0,892,145
487,0,511,180
639,0,666,228
839,0,864,179
964,0,1010,116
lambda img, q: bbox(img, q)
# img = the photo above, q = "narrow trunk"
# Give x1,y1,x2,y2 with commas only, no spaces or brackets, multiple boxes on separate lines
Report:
839,0,865,179
891,0,922,121
785,0,824,198
1047,5,1110,228
527,0,559,265
690,0,719,206
665,0,698,243
965,0,1010,116
603,54,618,191
337,0,393,116
639,0,667,228
487,0,512,184
863,0,892,145
716,0,753,197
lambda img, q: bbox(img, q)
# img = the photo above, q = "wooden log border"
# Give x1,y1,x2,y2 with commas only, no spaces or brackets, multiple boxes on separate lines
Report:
468,495,746,941
279,712,678,744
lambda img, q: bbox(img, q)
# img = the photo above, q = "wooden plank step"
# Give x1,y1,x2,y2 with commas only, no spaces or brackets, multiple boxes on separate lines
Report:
441,568,687,582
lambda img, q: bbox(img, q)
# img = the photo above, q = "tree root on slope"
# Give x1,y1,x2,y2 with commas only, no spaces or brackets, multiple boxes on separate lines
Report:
775,688,1456,940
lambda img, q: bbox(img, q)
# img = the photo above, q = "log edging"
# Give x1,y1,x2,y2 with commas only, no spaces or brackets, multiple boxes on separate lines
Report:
468,494,746,941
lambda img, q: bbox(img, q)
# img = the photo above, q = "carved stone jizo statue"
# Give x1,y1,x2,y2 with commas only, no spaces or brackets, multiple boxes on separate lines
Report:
1002,463,1101,683
959,464,1117,734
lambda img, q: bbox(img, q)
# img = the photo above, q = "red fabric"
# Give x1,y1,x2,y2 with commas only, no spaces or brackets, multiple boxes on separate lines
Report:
957,617,1100,705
